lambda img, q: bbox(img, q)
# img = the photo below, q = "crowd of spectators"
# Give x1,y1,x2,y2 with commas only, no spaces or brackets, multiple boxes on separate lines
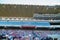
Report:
0,29,60,40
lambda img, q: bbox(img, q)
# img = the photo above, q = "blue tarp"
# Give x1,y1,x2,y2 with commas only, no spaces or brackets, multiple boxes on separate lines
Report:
0,21,50,27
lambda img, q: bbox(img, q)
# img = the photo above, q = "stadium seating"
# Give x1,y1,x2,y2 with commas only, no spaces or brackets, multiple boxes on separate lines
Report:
33,13,60,20
0,18,60,40
0,29,60,40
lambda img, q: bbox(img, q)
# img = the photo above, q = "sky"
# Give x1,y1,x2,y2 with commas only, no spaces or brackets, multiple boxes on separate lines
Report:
0,0,60,6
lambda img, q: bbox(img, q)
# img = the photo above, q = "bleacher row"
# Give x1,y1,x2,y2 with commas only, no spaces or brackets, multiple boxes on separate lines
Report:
0,17,58,20
0,29,60,40
33,13,60,20
0,17,33,21
0,17,60,22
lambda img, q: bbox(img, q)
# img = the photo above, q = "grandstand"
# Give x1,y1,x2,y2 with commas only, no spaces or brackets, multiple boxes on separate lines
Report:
0,4,60,17
0,4,60,40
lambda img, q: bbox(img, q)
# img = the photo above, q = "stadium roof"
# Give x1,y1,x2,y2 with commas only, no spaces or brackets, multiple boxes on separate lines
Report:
0,0,60,6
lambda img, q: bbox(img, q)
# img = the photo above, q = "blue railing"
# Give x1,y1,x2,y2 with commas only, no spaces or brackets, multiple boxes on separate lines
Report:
0,20,50,27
